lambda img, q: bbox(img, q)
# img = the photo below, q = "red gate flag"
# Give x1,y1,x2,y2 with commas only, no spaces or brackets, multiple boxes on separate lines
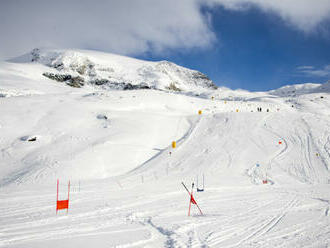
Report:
190,195,197,204
56,179,70,214
57,200,69,210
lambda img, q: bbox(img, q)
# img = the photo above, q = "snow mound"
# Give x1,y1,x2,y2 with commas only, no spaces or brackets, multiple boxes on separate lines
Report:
0,88,43,98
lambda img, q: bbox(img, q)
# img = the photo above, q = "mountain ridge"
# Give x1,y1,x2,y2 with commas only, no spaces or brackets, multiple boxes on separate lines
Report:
9,48,218,92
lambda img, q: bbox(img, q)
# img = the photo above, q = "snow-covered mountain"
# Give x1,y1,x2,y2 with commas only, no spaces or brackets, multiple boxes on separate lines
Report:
269,81,330,96
9,48,217,92
1,49,330,247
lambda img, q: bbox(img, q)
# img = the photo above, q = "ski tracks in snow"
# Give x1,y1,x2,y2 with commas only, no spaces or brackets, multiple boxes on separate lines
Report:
234,196,300,247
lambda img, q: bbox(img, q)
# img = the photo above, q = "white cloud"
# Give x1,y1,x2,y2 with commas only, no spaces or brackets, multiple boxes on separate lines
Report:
204,0,330,32
0,0,215,59
0,0,329,60
297,65,330,77
297,66,315,70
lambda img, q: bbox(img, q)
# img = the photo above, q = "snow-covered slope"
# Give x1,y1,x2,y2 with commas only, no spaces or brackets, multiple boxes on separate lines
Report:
269,81,330,96
8,48,217,92
0,50,330,247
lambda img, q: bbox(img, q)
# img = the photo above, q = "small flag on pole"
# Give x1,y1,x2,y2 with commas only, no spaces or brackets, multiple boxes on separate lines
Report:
56,179,70,214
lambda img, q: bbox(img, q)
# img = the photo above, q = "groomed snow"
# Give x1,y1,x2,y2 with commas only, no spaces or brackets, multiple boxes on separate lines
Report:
0,51,330,247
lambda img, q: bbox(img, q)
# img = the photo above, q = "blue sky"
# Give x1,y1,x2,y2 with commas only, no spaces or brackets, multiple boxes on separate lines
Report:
137,5,330,91
1,0,330,91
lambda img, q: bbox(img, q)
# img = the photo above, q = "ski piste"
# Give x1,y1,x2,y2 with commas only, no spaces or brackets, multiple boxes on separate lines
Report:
181,182,203,216
1,47,330,247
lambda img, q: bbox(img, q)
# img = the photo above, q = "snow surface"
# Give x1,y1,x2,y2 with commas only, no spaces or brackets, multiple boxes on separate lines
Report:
0,50,330,247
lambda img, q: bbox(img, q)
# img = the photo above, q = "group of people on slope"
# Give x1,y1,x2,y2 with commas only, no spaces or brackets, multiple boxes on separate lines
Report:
257,107,269,112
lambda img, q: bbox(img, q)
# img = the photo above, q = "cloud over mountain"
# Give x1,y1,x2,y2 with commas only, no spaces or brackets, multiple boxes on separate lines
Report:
297,64,330,77
205,0,330,32
0,0,329,59
0,0,215,59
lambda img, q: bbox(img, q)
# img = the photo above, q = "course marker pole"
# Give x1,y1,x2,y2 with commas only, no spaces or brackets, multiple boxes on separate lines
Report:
68,180,70,213
181,182,203,216
188,189,192,216
56,179,59,214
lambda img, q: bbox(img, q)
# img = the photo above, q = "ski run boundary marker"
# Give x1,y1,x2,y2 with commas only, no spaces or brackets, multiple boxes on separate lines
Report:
56,179,70,214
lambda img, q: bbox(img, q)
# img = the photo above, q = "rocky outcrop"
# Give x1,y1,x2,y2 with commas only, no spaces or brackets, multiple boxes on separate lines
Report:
89,79,110,85
192,72,217,89
31,48,41,62
42,72,84,88
166,82,181,91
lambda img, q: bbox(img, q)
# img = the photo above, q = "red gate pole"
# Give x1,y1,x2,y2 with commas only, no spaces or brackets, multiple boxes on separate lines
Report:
195,198,204,215
56,179,59,214
190,184,203,216
67,180,70,213
188,188,193,216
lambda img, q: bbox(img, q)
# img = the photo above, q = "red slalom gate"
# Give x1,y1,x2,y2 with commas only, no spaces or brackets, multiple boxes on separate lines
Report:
182,182,203,216
56,179,70,214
